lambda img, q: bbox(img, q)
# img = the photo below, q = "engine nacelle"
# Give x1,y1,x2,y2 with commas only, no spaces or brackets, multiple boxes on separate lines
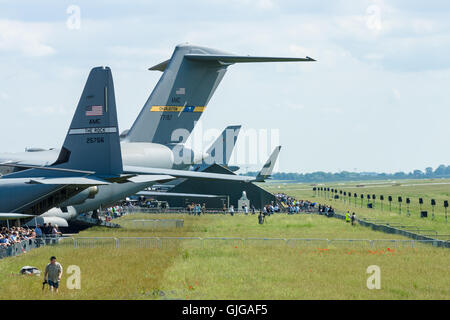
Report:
25,215,69,228
121,142,174,169
171,144,209,169
59,186,99,207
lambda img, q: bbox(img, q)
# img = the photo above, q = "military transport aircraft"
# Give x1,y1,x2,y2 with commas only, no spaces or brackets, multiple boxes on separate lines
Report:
0,44,314,171
0,65,279,227
0,44,314,226
0,66,173,222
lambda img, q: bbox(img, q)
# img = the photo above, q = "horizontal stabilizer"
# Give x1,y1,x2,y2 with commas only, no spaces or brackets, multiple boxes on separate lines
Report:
128,44,314,144
185,54,315,64
148,59,171,71
255,146,282,182
126,174,175,184
123,165,255,182
138,191,224,198
0,213,35,220
0,162,95,175
28,177,110,185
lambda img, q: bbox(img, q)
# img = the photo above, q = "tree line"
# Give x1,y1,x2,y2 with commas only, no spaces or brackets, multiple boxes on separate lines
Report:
244,164,450,183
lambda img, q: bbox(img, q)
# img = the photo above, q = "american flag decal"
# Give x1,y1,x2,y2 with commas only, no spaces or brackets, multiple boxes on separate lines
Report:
85,105,103,116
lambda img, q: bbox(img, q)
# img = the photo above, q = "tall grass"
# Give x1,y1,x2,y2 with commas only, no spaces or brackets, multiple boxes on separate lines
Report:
0,213,448,299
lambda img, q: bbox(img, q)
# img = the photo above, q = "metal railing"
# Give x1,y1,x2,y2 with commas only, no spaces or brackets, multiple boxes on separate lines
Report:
2,236,447,259
130,219,184,229
53,237,448,250
0,236,62,259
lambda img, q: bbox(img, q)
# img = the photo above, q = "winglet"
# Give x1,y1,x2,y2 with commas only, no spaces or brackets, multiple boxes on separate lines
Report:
254,146,281,182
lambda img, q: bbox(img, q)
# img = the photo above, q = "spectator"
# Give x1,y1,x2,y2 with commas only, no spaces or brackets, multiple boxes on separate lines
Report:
35,225,43,238
0,234,9,248
44,256,63,293
52,224,62,237
0,226,36,249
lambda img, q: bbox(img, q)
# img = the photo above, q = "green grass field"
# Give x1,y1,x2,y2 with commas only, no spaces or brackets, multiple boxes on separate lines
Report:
261,178,450,238
0,210,449,300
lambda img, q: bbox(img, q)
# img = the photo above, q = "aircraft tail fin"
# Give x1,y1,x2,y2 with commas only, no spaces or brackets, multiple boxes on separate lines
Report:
204,125,241,166
255,146,282,182
124,44,314,145
51,66,122,177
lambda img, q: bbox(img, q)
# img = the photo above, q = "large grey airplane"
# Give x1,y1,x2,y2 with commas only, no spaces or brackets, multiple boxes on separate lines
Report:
0,44,314,171
0,44,314,225
138,145,282,201
0,66,171,222
0,63,278,227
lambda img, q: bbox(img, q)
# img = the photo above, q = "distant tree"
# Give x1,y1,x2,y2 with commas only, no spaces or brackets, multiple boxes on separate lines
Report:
242,164,450,182
434,164,447,176
413,169,423,177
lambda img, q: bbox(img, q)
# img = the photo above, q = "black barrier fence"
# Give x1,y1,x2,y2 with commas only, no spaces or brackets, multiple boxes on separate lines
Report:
314,210,450,248
0,236,61,260
313,188,448,221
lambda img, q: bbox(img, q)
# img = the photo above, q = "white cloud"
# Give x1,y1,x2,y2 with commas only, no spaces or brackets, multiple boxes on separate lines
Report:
22,106,71,117
0,19,56,56
0,91,8,100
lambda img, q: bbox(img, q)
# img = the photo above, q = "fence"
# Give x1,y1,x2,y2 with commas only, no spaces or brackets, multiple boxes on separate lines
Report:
124,207,227,215
2,236,446,260
46,236,448,250
0,236,61,259
130,219,184,229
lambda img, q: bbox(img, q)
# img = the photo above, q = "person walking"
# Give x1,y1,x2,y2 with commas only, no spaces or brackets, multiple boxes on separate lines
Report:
351,212,356,226
345,211,351,223
44,256,63,293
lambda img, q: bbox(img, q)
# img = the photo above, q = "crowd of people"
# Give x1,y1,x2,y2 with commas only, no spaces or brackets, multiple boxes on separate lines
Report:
0,226,36,248
0,222,65,250
318,204,336,216
34,223,62,238
104,205,125,221
274,193,317,214
187,203,206,215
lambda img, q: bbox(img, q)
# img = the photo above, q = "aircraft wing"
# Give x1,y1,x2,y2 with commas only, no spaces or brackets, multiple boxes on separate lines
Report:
123,166,255,182
28,177,111,185
126,175,175,184
0,213,35,220
0,162,96,175
137,191,224,198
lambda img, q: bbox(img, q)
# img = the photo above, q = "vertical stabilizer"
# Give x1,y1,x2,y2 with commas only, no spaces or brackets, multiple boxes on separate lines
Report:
51,66,122,176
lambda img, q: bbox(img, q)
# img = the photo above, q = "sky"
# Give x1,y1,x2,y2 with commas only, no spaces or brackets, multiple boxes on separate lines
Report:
0,0,449,173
